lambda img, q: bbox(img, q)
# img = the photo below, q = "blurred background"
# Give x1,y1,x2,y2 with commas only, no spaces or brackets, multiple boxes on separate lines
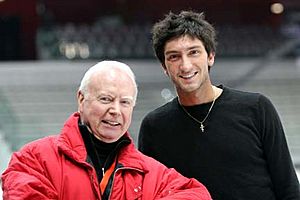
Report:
0,0,300,194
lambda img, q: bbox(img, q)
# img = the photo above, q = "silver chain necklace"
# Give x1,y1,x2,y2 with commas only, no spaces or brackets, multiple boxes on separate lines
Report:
180,93,216,133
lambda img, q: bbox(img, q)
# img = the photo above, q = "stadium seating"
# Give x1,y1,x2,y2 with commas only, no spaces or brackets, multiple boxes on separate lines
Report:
36,22,287,60
0,59,300,168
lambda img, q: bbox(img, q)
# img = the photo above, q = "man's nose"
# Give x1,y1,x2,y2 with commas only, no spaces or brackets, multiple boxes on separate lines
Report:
109,101,121,115
179,55,193,71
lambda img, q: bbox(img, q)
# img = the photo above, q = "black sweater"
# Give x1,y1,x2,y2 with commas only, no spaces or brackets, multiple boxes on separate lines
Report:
138,86,300,200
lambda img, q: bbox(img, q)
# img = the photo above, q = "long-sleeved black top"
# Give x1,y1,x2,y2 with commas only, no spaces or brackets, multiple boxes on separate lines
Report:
138,85,300,200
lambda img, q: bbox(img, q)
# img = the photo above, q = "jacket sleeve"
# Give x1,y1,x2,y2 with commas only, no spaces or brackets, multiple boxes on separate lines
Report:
258,95,300,199
153,167,211,200
1,146,58,200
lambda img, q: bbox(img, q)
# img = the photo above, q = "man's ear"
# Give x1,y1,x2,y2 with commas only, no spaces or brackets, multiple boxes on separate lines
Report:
77,90,84,102
77,90,84,112
208,52,215,67
162,64,169,76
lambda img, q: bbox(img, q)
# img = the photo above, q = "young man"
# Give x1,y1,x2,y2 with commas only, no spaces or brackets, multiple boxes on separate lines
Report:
2,61,211,200
138,11,300,199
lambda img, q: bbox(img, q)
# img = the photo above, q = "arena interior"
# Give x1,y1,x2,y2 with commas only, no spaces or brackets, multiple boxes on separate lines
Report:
0,1,300,197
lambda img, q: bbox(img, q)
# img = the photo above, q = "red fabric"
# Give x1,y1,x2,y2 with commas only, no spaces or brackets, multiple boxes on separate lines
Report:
2,112,211,200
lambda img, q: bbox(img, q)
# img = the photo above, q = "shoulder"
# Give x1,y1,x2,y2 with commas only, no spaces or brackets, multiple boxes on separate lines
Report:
23,135,57,150
223,86,260,99
3,135,60,179
14,135,59,160
143,98,179,121
222,86,271,105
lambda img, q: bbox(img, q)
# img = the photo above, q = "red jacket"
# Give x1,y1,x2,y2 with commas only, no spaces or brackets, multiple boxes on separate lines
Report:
2,112,211,200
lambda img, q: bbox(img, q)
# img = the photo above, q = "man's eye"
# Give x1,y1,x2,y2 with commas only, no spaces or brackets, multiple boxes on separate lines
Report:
167,54,179,61
190,50,200,55
98,97,111,103
121,100,133,106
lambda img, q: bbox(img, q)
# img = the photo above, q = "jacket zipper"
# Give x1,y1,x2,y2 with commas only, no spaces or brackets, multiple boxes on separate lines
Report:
108,167,144,199
102,167,105,177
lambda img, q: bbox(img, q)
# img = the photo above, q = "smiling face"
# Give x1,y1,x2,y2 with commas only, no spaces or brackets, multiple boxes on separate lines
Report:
77,68,135,143
164,35,215,99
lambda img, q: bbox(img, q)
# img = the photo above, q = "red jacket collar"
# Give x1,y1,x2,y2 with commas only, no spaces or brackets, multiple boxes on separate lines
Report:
57,112,149,173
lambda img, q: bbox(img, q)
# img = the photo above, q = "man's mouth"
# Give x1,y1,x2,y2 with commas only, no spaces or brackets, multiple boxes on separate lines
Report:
102,120,120,126
179,72,198,79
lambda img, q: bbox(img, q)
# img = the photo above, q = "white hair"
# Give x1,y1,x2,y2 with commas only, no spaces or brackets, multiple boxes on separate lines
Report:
79,60,138,104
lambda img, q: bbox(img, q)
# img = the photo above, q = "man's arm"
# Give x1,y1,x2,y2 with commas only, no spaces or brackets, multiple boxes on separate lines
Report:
154,167,211,200
1,147,58,200
259,95,300,199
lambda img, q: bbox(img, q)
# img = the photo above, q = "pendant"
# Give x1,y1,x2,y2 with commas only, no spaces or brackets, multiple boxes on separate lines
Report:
200,123,205,132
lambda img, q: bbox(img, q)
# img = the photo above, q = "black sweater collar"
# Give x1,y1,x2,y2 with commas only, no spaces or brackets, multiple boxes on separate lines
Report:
78,119,130,181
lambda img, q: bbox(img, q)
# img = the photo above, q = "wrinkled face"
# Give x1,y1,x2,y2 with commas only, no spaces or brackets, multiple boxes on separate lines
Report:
77,69,135,143
164,35,215,96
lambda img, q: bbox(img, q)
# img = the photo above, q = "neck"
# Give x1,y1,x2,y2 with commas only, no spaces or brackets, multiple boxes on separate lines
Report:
179,85,220,106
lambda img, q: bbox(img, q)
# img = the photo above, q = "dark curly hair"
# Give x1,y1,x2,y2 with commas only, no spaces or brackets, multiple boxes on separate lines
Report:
151,10,217,67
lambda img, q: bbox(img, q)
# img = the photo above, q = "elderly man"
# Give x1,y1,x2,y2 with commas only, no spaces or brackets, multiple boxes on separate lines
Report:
1,61,211,200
